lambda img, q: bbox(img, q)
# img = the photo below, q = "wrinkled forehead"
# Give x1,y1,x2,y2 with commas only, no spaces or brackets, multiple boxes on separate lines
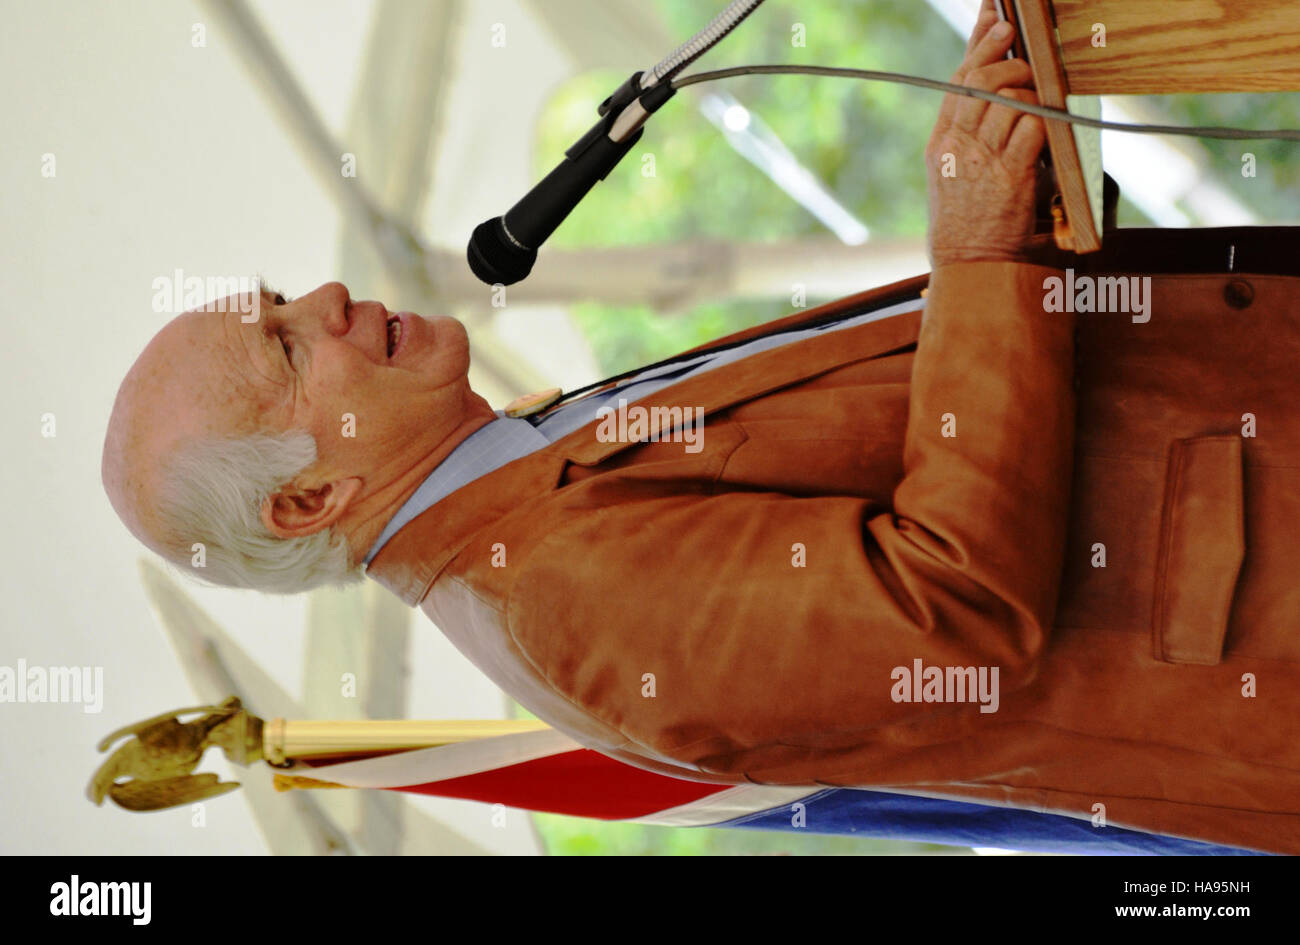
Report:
148,300,283,427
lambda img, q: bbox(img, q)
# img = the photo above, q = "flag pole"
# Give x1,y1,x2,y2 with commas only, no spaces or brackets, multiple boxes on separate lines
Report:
262,717,552,763
88,697,553,811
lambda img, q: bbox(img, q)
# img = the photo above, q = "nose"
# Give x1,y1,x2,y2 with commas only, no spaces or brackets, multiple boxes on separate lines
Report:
301,281,351,337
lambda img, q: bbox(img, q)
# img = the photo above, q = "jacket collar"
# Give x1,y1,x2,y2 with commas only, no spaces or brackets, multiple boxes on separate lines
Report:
367,275,927,605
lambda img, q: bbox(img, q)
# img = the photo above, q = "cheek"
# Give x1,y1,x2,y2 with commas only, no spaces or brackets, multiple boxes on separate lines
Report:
304,352,374,408
304,376,410,449
298,359,375,443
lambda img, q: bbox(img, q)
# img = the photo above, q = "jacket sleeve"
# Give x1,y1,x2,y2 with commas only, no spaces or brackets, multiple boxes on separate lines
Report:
507,261,1076,774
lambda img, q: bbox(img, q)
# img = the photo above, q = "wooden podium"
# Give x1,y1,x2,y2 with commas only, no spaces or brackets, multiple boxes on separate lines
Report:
1010,0,1300,253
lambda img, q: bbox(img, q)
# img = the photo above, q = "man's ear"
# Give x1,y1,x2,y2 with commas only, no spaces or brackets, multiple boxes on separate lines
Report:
259,478,363,539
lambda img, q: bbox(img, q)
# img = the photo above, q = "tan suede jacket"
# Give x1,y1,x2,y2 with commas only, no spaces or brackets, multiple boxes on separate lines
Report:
369,229,1300,854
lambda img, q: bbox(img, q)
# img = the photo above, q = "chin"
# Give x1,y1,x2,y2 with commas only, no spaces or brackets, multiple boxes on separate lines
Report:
433,315,471,364
433,313,467,340
412,321,470,387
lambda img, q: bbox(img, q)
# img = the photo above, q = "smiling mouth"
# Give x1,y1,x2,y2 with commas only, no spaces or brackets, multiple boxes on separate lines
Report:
386,316,403,358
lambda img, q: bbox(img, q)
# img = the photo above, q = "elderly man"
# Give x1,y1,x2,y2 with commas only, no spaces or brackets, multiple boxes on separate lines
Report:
104,5,1300,854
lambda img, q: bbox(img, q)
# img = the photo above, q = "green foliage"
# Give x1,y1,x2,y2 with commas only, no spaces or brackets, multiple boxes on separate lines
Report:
1141,92,1300,224
536,0,962,373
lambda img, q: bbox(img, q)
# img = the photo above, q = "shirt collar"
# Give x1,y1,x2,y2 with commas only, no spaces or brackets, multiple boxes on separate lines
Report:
362,414,548,566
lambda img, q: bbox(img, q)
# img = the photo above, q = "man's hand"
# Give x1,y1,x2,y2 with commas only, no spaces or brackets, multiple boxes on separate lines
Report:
925,0,1046,268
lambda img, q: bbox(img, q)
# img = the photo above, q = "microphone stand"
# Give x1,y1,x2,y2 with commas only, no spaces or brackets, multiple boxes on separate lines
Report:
467,0,769,286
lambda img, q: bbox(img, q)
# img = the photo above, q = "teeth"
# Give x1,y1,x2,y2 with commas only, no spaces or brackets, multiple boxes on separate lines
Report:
387,318,401,356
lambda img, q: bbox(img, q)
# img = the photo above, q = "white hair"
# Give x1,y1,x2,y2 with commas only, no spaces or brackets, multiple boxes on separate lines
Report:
156,430,362,593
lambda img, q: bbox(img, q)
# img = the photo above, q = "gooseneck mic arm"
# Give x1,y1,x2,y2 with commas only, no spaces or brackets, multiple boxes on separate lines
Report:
466,72,676,286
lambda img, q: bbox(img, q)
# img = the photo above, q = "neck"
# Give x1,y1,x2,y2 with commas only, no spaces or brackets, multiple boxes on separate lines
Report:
342,391,497,565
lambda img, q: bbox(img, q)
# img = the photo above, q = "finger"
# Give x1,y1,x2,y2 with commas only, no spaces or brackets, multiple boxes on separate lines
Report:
965,0,1002,55
952,59,1034,134
979,87,1038,150
1006,112,1048,168
954,17,1017,85
939,14,1017,132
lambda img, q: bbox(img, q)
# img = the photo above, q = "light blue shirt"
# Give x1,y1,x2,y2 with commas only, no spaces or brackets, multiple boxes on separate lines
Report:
363,294,922,565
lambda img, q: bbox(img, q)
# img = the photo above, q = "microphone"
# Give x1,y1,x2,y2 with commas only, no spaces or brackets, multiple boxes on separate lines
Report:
467,72,676,286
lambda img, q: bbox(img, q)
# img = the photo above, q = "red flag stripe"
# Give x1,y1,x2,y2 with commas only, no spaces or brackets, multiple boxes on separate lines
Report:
388,747,730,820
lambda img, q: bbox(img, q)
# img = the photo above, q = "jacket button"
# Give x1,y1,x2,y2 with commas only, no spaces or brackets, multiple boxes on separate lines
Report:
1224,279,1254,309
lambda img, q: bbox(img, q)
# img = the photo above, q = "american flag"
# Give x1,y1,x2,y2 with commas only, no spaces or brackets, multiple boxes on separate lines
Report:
279,729,1261,855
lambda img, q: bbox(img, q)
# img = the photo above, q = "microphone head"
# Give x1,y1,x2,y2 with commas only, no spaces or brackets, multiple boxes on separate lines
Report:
467,217,538,286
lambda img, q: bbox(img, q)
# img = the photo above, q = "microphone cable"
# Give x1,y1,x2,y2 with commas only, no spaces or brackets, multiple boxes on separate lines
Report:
670,65,1300,142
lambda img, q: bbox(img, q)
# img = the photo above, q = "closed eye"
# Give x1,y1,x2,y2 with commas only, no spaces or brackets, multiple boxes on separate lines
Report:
259,283,295,363
259,277,291,306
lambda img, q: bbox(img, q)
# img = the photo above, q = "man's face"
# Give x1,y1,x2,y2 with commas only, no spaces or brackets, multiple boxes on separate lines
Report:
231,281,475,474
104,280,480,548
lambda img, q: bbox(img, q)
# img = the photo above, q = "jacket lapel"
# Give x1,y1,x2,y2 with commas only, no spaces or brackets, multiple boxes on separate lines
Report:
534,273,930,416
562,305,921,465
368,274,928,604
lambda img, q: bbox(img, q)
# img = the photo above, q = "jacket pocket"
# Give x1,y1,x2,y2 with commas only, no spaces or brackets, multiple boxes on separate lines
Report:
1152,436,1246,665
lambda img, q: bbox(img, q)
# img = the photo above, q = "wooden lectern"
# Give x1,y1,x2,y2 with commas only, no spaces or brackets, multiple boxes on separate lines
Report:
1008,0,1300,253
